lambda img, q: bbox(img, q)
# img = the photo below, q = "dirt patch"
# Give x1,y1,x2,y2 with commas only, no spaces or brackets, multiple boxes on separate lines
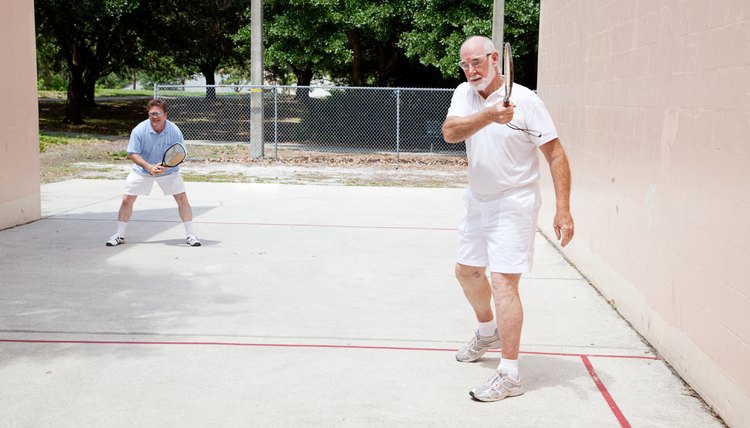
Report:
40,137,468,187
38,98,468,188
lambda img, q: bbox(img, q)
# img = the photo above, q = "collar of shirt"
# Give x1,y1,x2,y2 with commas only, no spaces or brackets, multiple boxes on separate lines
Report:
148,121,166,134
468,85,506,106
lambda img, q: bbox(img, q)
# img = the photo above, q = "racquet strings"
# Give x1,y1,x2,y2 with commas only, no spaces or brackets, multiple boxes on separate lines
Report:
501,43,539,137
503,42,513,106
163,143,187,167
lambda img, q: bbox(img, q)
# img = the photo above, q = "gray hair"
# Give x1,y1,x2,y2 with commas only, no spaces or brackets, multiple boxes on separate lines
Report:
461,36,496,53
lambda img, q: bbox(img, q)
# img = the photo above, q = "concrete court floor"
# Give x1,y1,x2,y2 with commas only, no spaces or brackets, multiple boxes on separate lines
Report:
0,179,726,427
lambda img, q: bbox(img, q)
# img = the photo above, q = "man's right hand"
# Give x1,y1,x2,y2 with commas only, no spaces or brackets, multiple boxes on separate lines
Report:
484,102,515,125
149,164,165,175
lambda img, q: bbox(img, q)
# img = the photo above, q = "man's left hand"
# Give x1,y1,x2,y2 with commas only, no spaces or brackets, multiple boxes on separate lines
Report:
553,210,574,247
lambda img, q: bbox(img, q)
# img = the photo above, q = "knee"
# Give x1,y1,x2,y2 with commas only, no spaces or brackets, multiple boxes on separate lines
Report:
121,195,136,207
173,193,188,204
490,274,521,296
455,264,485,284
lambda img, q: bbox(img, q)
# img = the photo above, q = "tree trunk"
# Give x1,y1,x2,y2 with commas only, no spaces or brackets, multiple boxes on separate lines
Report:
347,30,364,86
82,49,102,107
83,70,98,107
65,47,85,124
377,46,401,87
202,65,217,99
292,66,313,101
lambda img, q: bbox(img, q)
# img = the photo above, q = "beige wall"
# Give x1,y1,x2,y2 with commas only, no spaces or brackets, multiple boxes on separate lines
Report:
537,1,749,426
0,0,40,230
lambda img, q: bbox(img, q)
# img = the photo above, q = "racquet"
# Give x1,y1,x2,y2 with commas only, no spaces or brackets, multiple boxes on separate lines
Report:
502,43,542,137
502,42,514,107
160,142,187,167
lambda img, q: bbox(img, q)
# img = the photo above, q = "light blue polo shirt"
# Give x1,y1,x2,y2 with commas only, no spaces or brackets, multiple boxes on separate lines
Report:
127,119,185,176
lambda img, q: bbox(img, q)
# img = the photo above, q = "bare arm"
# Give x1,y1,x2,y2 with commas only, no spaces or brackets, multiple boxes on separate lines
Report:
442,103,515,143
539,138,574,247
128,153,165,175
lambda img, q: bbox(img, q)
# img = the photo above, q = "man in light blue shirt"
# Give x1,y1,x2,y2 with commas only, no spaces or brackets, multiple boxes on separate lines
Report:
106,99,201,247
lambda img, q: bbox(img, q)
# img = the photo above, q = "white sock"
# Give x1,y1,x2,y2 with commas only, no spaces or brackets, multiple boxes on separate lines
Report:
477,320,496,337
498,358,519,381
116,221,127,237
184,221,195,236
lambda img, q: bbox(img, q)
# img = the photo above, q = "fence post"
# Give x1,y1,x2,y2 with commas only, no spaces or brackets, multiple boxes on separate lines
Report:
153,85,158,100
250,86,264,158
395,88,401,169
273,86,279,158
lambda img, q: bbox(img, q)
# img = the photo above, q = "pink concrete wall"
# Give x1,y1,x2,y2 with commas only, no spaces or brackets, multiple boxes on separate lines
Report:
0,0,40,229
536,1,750,426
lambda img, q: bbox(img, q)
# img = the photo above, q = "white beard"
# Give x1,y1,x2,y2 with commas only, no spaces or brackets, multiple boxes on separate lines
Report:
473,63,496,92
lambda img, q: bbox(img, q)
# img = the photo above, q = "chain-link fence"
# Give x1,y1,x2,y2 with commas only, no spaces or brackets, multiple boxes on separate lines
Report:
154,85,464,161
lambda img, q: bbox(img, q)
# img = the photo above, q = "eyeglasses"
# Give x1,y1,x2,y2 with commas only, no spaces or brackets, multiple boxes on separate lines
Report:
148,111,165,117
458,53,493,71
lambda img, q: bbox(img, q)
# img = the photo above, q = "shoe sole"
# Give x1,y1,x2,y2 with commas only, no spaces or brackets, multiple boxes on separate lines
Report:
456,349,488,363
469,389,524,402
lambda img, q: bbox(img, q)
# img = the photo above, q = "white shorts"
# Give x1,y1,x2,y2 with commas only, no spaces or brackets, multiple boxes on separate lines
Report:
456,185,541,274
124,170,187,196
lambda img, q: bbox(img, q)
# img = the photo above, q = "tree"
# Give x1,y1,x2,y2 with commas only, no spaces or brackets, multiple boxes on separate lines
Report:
36,31,67,91
37,0,542,117
35,0,144,123
151,0,251,99
400,0,540,88
338,0,412,86
255,0,452,89
239,0,349,90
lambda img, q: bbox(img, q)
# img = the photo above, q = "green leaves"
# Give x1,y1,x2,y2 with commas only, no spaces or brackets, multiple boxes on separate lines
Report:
37,0,542,97
400,0,540,88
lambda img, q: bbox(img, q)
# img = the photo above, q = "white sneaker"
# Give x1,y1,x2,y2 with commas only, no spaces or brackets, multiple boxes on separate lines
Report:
105,234,125,247
456,329,501,362
186,235,201,246
470,370,524,402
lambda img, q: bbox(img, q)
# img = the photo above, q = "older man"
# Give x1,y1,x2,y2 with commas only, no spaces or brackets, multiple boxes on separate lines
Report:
442,36,574,402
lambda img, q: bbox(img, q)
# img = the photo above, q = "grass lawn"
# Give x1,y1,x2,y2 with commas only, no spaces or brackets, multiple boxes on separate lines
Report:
38,98,148,137
37,95,467,186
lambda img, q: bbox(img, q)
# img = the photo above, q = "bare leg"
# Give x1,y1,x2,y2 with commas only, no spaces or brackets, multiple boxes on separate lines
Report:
490,272,523,359
173,192,193,222
455,263,494,323
117,195,138,222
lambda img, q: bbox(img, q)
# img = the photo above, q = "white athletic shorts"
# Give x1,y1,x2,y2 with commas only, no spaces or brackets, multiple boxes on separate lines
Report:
456,184,541,274
124,170,187,196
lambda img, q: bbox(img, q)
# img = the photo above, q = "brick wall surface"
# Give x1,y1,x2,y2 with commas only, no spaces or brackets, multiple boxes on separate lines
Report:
0,0,40,230
537,1,749,426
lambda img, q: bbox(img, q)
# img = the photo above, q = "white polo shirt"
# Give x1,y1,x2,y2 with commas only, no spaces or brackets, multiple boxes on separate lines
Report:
446,82,558,197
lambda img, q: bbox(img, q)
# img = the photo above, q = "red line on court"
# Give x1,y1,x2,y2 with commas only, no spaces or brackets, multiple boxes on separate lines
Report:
519,349,660,360
45,217,457,231
0,338,457,352
581,355,632,428
0,338,658,360
1,337,648,426
201,221,457,231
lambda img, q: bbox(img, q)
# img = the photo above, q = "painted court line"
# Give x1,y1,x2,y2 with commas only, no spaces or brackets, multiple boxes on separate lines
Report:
2,338,646,426
43,217,457,231
582,355,632,428
0,338,658,359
